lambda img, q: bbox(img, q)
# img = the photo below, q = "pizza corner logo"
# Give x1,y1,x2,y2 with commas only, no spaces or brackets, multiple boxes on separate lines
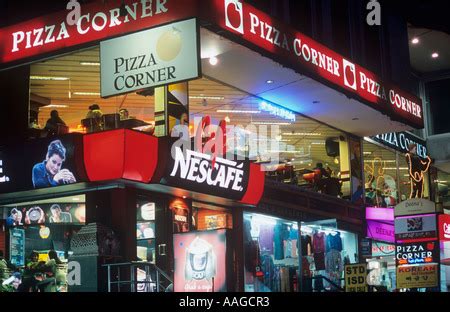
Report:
343,59,357,90
225,0,244,34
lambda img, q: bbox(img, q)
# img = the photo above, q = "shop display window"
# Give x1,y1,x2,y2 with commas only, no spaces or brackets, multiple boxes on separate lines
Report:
243,212,300,292
136,198,156,263
29,46,354,200
363,139,430,207
192,203,232,231
300,220,358,292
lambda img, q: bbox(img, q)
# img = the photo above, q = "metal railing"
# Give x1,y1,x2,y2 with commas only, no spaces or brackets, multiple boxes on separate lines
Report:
310,275,345,292
103,261,173,292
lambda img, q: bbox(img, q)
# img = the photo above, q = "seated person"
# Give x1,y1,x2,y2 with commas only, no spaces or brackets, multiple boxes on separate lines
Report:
119,108,129,120
314,163,331,179
45,110,66,136
85,104,103,132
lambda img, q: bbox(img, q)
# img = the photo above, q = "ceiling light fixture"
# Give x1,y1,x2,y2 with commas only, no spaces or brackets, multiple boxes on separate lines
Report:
216,109,261,114
209,56,218,66
72,92,101,96
411,38,419,44
266,80,274,84
189,95,225,100
80,62,100,66
30,75,69,81
432,52,439,58
42,104,69,108
251,122,292,126
282,132,321,136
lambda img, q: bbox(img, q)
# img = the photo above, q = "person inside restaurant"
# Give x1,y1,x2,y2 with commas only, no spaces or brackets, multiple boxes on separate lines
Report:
84,104,103,132
44,110,67,136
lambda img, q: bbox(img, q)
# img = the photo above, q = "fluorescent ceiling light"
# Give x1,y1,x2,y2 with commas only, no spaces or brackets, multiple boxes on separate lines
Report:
73,92,100,96
189,95,225,100
30,76,69,81
383,167,408,170
363,160,396,163
216,110,261,114
432,52,439,58
42,104,69,108
311,142,325,145
251,122,292,126
282,132,321,136
80,62,100,66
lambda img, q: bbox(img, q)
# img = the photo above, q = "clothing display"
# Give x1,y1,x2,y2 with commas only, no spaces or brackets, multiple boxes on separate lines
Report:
326,232,343,252
301,235,312,256
273,223,284,260
259,223,274,253
312,232,326,253
313,252,326,270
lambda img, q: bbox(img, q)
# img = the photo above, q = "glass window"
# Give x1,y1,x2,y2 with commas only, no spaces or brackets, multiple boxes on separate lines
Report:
243,212,299,292
300,220,358,292
136,198,156,263
192,203,232,231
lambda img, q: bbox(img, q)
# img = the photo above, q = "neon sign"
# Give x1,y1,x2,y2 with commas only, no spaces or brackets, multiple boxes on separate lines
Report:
405,143,431,199
259,101,296,122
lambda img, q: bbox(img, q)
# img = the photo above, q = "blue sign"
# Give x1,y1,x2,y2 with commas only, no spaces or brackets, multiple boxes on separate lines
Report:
9,228,25,267
259,101,296,122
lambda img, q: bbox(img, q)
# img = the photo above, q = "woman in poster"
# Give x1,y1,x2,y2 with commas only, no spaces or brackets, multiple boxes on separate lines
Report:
32,140,76,188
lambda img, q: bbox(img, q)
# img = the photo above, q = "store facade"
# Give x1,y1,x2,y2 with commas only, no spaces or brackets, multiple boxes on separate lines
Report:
0,0,425,292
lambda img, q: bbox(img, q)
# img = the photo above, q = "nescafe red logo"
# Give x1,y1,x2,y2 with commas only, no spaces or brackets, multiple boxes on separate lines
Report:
225,0,244,34
343,59,357,90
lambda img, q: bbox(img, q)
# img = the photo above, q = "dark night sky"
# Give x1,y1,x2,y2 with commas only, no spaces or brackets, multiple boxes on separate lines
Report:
427,79,450,134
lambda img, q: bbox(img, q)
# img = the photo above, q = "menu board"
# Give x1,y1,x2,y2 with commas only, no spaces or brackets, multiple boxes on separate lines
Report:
9,228,25,267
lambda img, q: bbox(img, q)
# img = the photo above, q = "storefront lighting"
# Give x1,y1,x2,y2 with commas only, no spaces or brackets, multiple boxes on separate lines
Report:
30,75,69,81
363,159,396,163
72,92,101,96
411,38,419,44
216,109,261,114
383,167,409,170
363,151,372,155
189,95,225,100
209,56,218,66
432,52,439,58
224,116,231,123
266,80,274,84
282,132,321,136
311,142,325,145
80,61,100,66
259,101,296,122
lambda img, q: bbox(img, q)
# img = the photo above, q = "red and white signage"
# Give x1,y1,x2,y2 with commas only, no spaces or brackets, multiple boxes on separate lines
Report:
0,0,423,128
210,0,423,128
439,214,450,242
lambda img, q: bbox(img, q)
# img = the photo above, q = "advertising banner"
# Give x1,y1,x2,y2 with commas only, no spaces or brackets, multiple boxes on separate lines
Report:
372,242,395,257
396,264,438,289
0,134,86,194
366,207,394,221
9,228,25,267
395,214,437,242
439,214,450,242
367,220,395,243
6,202,85,226
174,229,227,292
395,241,438,265
101,18,200,97
370,132,427,159
344,264,368,292
395,199,436,217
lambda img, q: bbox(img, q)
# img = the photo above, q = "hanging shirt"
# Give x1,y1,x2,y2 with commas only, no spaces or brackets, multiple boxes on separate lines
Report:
312,232,326,253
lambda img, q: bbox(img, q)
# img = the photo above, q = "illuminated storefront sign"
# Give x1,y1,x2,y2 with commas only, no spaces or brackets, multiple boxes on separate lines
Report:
395,241,438,265
396,264,438,289
258,101,296,122
372,242,395,257
173,229,227,292
367,220,395,243
395,199,436,217
370,132,427,158
395,214,437,242
0,0,423,128
344,264,368,292
439,214,450,242
366,207,394,221
100,19,200,97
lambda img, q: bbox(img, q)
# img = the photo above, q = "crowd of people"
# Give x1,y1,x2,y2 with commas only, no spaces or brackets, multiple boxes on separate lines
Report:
0,250,66,292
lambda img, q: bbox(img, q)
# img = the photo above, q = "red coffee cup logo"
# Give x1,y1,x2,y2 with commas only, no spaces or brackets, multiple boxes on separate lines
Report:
343,59,357,90
225,0,244,34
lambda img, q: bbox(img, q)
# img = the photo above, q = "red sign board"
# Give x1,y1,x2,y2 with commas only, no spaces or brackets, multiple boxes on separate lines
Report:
206,0,423,128
0,0,423,128
439,214,450,242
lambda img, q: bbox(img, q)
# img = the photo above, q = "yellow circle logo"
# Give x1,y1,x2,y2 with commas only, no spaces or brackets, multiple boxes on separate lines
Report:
156,28,182,62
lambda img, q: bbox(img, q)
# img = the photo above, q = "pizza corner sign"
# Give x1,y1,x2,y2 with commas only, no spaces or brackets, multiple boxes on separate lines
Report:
0,0,424,128
217,0,423,128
